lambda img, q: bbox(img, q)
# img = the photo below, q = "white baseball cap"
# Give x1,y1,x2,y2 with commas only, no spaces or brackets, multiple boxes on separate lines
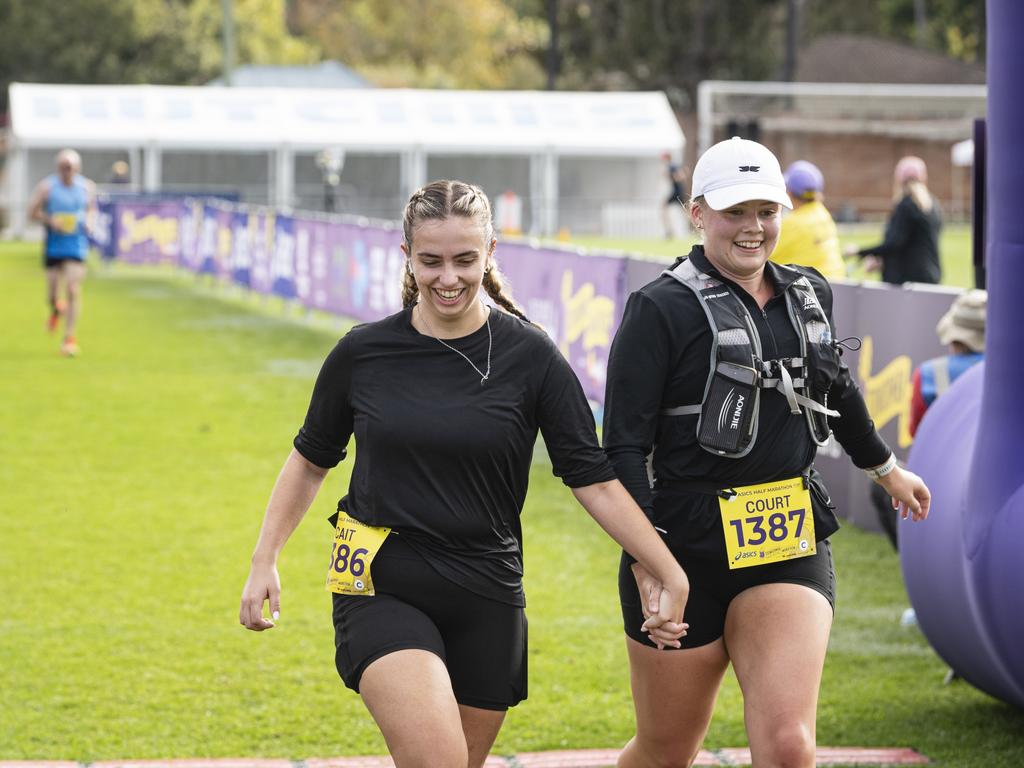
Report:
691,137,792,210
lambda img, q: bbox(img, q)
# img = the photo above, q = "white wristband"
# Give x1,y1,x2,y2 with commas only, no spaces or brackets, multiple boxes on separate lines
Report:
865,453,898,480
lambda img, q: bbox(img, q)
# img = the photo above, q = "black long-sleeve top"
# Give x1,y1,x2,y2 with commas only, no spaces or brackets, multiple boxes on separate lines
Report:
603,246,890,557
294,306,616,605
858,194,942,285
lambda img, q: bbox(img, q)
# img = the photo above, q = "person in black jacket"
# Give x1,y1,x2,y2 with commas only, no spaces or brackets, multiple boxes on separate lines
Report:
848,155,942,285
239,180,689,768
604,138,931,768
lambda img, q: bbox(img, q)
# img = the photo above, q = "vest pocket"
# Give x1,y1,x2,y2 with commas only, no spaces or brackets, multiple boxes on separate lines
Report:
808,469,840,541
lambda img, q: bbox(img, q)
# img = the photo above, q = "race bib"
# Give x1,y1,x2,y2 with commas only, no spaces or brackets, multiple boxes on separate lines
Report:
326,512,391,596
51,212,79,234
719,476,816,570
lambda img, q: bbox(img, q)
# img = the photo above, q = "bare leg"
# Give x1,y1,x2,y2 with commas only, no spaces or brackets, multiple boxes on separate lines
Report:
62,260,86,340
460,704,506,768
617,636,729,768
725,583,833,768
46,266,62,311
360,649,504,768
45,266,64,333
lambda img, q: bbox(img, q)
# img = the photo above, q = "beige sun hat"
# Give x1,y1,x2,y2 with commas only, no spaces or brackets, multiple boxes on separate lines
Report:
936,289,987,352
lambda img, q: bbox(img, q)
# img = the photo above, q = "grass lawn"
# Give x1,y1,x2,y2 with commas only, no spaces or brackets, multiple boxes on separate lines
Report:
1,241,1020,765
561,223,976,290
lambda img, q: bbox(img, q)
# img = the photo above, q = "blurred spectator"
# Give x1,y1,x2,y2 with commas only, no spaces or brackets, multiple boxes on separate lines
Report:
875,289,986,551
108,160,130,185
771,160,846,280
910,288,986,437
847,155,942,285
661,151,687,239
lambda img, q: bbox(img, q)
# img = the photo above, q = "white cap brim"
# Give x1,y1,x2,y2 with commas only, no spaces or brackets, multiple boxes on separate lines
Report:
703,183,792,211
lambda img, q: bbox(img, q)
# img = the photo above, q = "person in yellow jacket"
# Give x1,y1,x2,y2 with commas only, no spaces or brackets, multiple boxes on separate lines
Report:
770,160,846,280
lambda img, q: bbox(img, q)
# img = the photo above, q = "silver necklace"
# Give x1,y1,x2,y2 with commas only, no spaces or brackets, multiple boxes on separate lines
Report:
417,304,492,385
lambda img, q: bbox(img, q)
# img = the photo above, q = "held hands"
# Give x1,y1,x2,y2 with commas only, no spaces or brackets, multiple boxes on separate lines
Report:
239,559,282,631
876,465,931,522
631,562,690,650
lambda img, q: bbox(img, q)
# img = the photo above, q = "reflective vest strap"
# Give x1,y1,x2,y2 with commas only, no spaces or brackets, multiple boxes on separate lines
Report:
932,357,951,397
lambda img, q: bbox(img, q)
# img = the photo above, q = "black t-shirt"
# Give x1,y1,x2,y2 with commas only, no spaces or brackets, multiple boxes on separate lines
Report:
294,306,616,606
603,246,891,557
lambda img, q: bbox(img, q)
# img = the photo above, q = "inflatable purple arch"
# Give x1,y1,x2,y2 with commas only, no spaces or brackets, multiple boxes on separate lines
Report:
900,0,1024,709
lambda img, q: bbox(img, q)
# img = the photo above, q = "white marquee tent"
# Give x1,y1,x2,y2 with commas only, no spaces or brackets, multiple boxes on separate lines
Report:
5,83,685,237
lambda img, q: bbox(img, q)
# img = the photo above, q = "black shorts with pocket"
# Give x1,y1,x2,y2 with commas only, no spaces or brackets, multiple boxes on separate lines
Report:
619,538,835,649
332,532,527,711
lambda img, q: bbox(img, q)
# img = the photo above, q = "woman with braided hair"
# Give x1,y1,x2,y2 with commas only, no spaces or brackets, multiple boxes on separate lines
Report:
240,180,689,768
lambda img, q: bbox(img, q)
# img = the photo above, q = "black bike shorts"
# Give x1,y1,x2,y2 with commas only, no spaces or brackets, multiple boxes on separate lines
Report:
331,533,527,711
619,539,835,650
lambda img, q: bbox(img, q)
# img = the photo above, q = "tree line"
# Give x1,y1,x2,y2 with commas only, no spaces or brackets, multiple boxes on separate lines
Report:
0,0,985,115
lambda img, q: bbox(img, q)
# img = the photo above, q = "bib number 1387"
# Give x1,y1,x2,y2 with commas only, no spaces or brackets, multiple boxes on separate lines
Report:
728,508,806,548
718,477,816,570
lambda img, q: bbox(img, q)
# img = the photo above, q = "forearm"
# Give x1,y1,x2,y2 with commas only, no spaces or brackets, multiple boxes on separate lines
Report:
28,198,47,226
251,448,329,565
573,479,684,589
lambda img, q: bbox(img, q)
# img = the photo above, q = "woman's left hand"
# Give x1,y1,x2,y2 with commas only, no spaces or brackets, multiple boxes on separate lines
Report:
877,465,931,522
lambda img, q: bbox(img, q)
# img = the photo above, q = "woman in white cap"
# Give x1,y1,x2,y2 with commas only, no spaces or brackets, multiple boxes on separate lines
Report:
848,155,943,285
603,137,932,767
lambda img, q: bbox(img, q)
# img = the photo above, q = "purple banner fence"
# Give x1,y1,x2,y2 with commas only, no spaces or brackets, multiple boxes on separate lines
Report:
101,196,961,532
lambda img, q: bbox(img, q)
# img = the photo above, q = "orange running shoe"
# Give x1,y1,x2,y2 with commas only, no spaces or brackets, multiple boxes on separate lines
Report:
60,336,79,357
47,301,66,333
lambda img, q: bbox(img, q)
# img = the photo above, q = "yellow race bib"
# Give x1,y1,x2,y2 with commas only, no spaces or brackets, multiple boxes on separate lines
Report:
719,476,816,570
51,212,79,234
326,512,391,596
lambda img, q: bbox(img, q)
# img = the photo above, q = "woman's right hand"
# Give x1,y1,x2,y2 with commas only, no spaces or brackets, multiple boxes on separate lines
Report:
632,562,689,649
239,560,281,631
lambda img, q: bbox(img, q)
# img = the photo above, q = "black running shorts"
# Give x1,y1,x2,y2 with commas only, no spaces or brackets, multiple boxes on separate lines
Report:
44,255,84,269
619,539,835,649
331,533,528,711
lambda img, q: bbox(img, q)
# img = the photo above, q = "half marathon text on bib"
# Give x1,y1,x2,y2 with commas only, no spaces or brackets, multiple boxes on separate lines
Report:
326,512,391,596
718,476,815,570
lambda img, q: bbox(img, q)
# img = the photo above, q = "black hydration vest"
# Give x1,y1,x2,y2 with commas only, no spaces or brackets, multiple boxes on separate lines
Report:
660,259,841,458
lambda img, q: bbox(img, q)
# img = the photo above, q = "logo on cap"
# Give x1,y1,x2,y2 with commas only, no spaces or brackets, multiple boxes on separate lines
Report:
739,166,760,172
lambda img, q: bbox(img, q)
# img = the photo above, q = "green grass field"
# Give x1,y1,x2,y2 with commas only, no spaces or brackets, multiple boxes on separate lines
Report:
1,241,1020,765
562,223,976,289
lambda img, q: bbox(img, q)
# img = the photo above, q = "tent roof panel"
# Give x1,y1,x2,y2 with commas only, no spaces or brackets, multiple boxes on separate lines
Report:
8,83,684,156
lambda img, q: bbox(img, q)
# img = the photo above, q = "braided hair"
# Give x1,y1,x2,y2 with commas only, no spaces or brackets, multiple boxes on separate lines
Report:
401,180,529,322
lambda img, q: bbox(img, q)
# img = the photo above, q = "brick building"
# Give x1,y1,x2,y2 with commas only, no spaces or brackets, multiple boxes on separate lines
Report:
687,35,986,222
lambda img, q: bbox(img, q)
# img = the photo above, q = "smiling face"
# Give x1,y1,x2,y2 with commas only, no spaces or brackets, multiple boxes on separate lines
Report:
402,215,495,333
691,198,782,281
